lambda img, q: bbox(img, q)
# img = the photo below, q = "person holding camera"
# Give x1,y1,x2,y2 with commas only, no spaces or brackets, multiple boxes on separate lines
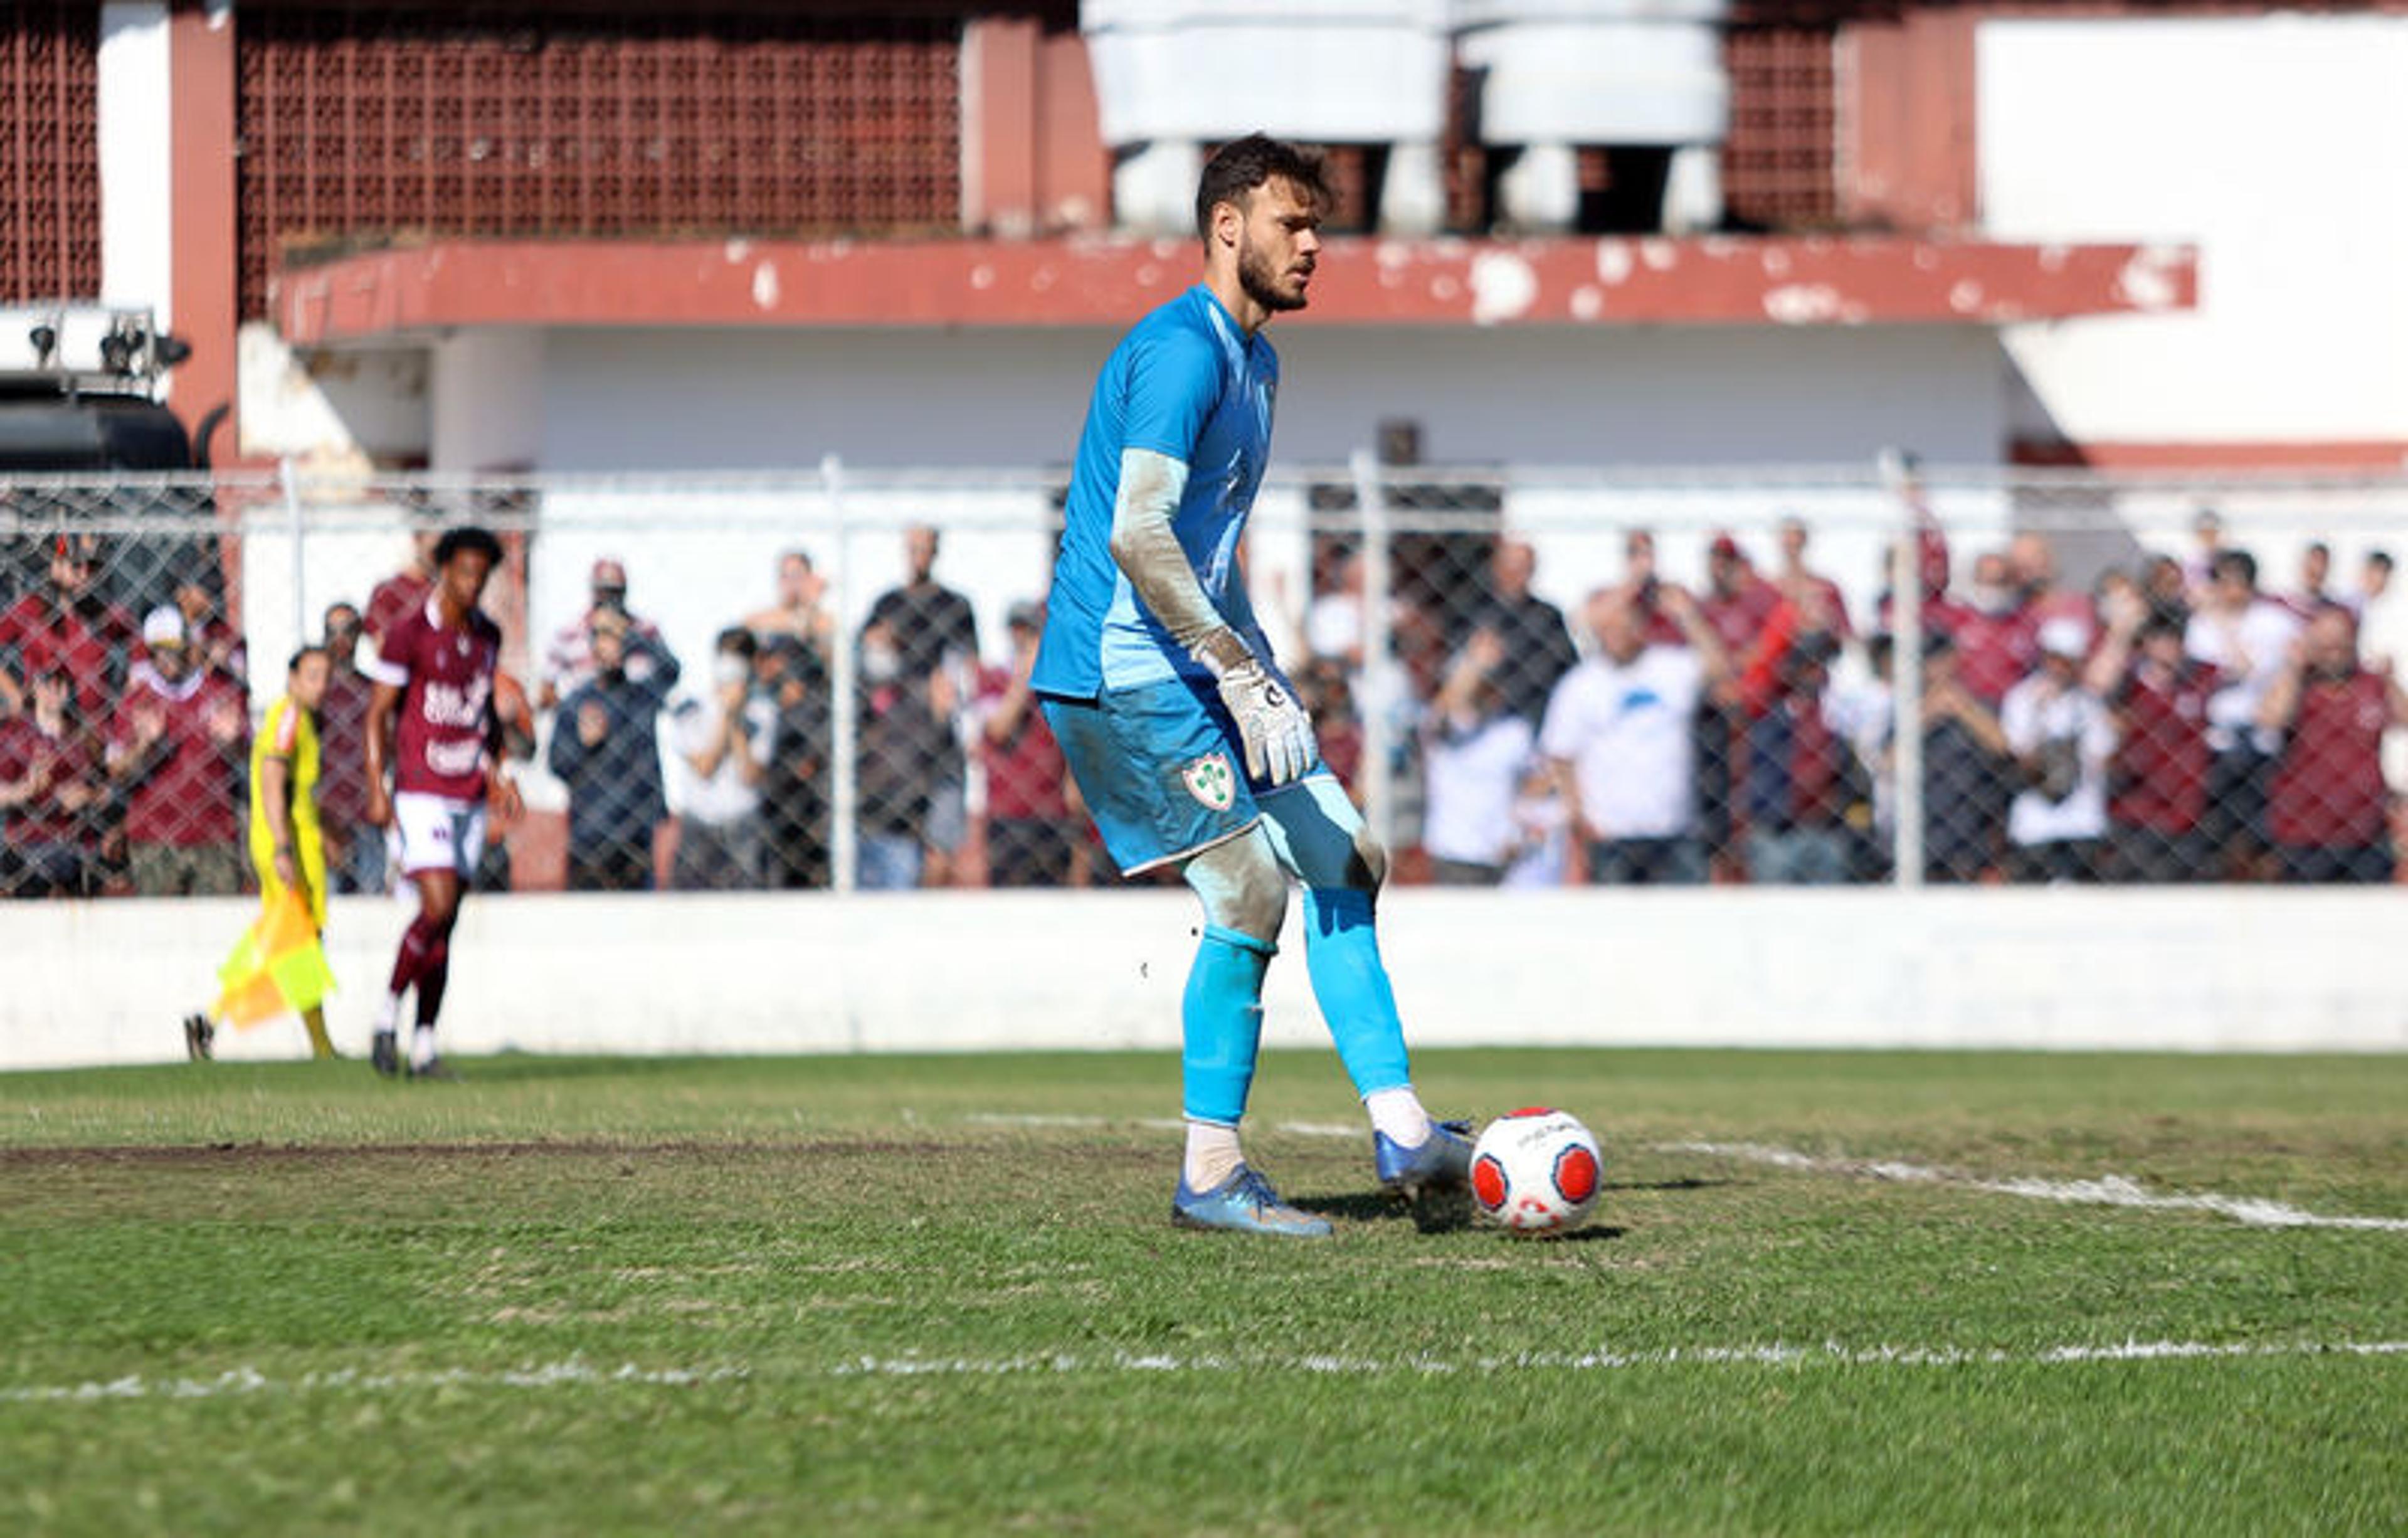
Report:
2000,616,2115,883
547,611,677,891
540,556,676,711
669,627,777,890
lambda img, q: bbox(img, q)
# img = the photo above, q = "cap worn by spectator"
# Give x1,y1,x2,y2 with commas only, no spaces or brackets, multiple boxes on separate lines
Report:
142,606,187,649
1709,533,1743,561
592,558,629,596
2038,617,2090,659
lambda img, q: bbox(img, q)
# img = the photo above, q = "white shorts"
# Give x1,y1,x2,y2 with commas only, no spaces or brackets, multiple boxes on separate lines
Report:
389,791,488,880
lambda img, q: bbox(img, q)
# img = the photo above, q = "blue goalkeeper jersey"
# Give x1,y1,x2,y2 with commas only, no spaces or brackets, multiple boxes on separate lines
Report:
1033,284,1277,699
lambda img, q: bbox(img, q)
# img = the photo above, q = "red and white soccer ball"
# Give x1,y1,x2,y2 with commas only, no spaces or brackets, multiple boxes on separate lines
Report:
1470,1108,1603,1234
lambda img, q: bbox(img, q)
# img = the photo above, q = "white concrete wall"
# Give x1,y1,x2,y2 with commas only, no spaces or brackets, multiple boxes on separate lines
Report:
238,324,433,470
533,322,2003,474
1980,14,2408,445
431,329,544,473
6,889,2401,1072
511,321,1993,684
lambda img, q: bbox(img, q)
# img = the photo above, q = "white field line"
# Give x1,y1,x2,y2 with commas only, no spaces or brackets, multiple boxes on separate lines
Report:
1664,1140,2408,1232
0,1360,750,1404
7,1341,2404,1403
968,1118,2408,1232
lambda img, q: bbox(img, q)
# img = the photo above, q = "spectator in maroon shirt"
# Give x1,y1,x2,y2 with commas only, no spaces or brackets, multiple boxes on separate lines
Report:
105,607,248,895
1882,455,1956,628
0,665,105,896
1771,514,1853,640
1742,630,1864,884
2008,532,2094,632
173,576,246,691
1872,513,1965,659
1697,532,1776,878
2257,608,2408,883
364,522,441,657
1951,549,2041,707
1618,528,1688,647
976,602,1081,887
0,532,134,721
2089,605,2219,883
314,601,383,894
1699,533,1780,657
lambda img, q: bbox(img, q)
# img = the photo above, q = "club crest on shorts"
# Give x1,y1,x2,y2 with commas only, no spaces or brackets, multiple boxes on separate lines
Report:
1180,751,1237,811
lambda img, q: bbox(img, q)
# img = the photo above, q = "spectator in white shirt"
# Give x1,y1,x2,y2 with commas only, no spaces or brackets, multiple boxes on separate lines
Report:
1420,627,1540,885
1540,585,1733,885
2184,548,2302,878
668,627,777,890
2000,616,2115,883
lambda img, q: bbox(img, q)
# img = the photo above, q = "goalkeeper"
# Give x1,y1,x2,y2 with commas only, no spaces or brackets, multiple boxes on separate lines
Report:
184,646,339,1062
1031,133,1469,1238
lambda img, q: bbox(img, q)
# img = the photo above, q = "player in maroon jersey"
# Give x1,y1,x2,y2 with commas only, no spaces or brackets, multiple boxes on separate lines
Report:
361,526,520,1078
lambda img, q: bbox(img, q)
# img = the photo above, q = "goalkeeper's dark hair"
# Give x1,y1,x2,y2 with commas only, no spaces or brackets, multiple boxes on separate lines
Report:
1195,134,1329,242
435,525,504,569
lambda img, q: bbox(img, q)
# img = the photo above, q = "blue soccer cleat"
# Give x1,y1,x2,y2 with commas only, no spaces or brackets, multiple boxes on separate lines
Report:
1171,1165,1333,1238
1375,1118,1475,1199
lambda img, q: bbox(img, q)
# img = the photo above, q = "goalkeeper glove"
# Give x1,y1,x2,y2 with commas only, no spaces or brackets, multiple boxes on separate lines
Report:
1193,627,1315,786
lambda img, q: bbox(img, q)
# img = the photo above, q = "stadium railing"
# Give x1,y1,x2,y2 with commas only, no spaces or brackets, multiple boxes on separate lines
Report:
2,456,2404,899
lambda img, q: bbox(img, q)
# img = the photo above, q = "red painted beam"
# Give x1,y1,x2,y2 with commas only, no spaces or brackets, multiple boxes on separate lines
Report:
273,235,2195,345
2012,438,2408,472
168,4,240,465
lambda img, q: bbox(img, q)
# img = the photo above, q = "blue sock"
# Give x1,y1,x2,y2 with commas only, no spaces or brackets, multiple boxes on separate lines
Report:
1300,887,1412,1098
1183,925,1275,1126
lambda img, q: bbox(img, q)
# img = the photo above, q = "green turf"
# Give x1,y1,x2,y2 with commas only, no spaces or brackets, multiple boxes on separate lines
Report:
4,1049,2404,1536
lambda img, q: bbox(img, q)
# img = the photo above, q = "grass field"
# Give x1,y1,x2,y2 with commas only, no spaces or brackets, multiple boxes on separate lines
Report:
4,1047,2405,1536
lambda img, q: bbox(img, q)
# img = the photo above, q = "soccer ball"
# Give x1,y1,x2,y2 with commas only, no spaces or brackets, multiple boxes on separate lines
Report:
1469,1108,1603,1234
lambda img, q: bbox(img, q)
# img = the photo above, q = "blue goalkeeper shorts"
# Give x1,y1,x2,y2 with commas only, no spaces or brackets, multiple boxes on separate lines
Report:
1042,676,1323,876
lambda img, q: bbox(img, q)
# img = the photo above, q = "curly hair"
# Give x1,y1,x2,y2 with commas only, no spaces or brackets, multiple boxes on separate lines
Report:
433,525,504,569
1194,133,1330,241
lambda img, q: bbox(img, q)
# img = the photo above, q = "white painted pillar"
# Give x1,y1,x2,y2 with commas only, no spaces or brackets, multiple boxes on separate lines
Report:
97,3,174,320
1495,142,1580,233
1380,141,1447,236
1112,140,1204,238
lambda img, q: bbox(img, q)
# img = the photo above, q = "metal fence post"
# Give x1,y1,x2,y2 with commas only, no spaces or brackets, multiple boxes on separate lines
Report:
823,452,857,896
279,457,307,651
1351,447,1396,850
1880,448,1925,890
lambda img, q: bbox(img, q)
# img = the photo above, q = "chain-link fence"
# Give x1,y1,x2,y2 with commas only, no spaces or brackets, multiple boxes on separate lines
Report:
3,459,2404,899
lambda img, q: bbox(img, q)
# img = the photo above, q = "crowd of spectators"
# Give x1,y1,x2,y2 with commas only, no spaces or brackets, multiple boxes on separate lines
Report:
3,502,2402,897
1328,502,2406,888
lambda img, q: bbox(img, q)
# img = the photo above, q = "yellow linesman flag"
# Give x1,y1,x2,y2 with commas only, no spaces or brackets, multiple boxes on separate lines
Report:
214,888,337,1029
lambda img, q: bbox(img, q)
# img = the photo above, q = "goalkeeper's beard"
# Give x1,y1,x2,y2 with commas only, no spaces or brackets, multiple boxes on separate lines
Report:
1238,241,1309,315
